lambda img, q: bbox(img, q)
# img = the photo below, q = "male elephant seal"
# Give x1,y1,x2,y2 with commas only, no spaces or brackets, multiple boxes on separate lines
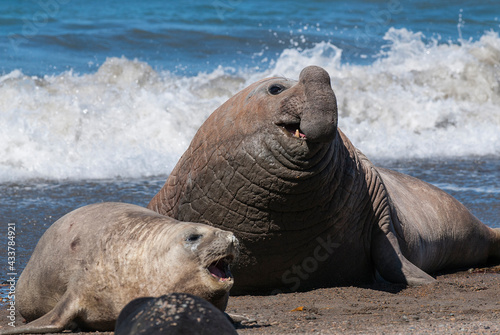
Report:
114,293,237,335
3,202,238,334
148,66,500,294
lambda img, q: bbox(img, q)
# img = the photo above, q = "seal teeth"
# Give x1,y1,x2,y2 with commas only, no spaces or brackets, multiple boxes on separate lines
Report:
293,128,307,139
278,123,307,139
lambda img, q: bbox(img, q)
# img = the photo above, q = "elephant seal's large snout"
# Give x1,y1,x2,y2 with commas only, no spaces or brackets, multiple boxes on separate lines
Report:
298,66,338,143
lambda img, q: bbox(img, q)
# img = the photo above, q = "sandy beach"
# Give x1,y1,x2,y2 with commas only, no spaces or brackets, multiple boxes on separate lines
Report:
1,266,499,335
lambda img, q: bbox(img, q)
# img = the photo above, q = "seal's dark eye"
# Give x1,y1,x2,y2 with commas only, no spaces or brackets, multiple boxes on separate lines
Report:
186,234,202,243
268,84,286,95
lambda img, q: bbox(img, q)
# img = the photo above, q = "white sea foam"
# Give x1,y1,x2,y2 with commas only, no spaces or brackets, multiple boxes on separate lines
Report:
433,183,500,195
1,28,499,181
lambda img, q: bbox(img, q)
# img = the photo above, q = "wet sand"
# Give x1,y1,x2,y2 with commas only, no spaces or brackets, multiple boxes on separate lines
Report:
1,266,498,334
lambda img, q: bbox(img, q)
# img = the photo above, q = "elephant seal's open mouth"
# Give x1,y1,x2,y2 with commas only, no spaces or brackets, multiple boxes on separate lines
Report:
278,123,307,139
207,255,234,282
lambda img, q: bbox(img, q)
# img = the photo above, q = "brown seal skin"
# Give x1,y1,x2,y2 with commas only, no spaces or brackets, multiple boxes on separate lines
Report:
2,203,238,335
148,66,500,295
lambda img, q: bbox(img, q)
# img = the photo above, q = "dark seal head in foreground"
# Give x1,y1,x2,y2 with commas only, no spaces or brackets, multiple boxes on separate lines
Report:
1,203,238,334
148,66,500,294
115,293,237,335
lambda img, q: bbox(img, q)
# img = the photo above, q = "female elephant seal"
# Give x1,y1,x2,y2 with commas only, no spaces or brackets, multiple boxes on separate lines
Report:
148,65,500,294
3,202,238,334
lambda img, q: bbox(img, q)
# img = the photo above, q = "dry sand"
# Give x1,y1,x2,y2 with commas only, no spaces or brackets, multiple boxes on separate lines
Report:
1,266,499,334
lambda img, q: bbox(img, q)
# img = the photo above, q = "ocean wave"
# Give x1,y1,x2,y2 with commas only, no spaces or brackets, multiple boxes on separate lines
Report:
1,28,499,181
433,183,500,195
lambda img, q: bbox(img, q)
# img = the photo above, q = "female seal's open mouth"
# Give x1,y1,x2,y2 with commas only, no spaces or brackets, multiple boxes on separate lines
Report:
207,256,233,282
278,123,307,139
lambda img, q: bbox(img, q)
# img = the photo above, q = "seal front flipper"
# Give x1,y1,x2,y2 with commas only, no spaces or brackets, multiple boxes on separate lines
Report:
225,312,257,325
0,292,80,335
371,218,436,286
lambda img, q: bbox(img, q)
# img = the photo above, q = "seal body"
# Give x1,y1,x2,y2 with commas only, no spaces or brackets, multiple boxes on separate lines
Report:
148,66,500,294
5,203,238,334
114,293,237,335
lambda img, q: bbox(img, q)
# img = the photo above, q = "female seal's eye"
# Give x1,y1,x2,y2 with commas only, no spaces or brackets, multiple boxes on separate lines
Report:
186,234,202,243
268,84,285,95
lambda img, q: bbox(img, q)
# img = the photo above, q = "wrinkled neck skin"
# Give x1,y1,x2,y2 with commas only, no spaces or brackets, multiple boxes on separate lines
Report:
149,127,379,294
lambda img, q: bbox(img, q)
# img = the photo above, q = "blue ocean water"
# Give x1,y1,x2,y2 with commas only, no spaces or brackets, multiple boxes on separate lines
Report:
1,0,499,180
0,1,499,285
1,0,499,75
